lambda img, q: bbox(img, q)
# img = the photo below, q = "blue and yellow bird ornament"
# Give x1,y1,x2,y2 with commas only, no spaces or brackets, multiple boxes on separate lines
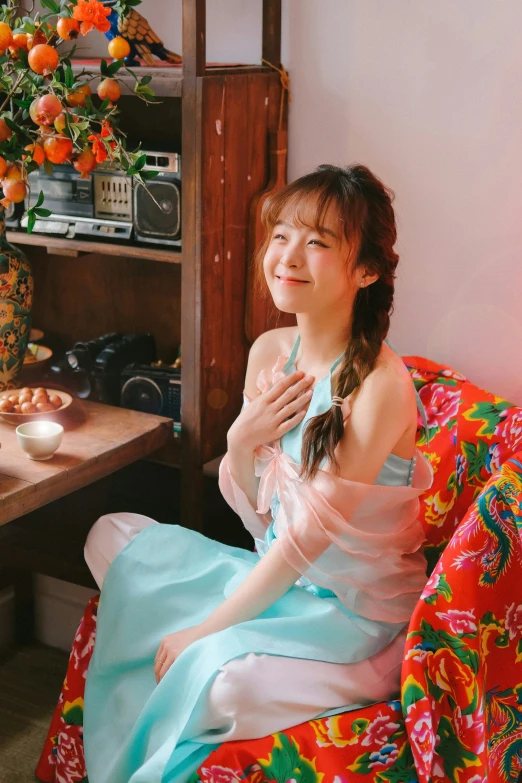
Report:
103,1,182,67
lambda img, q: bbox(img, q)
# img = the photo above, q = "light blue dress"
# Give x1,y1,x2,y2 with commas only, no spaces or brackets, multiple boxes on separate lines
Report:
83,336,430,783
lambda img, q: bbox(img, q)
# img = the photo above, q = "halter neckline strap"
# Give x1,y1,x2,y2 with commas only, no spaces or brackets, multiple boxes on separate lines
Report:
282,332,430,444
284,333,344,376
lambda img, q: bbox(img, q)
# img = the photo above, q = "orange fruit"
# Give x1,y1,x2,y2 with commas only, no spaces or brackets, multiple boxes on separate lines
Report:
28,44,59,76
54,112,66,134
73,146,97,178
0,156,6,178
23,143,45,166
43,135,73,164
56,17,80,41
97,78,121,103
29,97,40,125
0,22,13,51
1,179,27,204
33,93,63,125
108,36,130,60
67,83,91,108
0,117,12,142
9,33,29,53
53,110,79,134
4,164,22,181
27,30,46,50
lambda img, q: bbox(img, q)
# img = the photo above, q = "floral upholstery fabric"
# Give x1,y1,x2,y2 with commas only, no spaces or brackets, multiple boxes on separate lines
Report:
35,354,522,783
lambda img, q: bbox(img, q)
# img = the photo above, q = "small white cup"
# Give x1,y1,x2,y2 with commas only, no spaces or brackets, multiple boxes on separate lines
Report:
16,421,64,460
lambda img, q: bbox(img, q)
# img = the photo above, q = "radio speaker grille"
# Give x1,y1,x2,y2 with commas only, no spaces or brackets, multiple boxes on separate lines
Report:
134,180,181,239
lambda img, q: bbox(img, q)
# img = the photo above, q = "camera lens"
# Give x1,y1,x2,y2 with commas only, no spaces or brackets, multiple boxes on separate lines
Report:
67,346,88,370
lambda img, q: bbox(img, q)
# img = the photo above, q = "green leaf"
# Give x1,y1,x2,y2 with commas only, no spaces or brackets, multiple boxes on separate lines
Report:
135,85,155,99
65,64,74,88
26,211,36,234
100,58,109,77
437,573,453,602
4,117,29,139
12,97,32,109
34,208,52,217
140,74,152,85
107,59,124,75
402,676,426,709
134,153,146,171
347,751,375,775
464,400,513,437
43,158,53,176
61,701,83,725
41,0,61,13
34,190,45,209
426,672,445,703
21,16,36,33
462,440,490,484
437,715,481,780
351,717,369,736
140,170,159,180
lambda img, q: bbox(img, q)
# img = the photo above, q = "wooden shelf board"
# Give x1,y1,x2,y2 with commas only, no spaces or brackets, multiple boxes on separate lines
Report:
6,231,182,264
71,62,183,98
70,62,273,98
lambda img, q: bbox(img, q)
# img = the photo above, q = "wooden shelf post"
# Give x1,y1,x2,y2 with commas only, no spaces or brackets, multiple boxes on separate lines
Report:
180,0,206,530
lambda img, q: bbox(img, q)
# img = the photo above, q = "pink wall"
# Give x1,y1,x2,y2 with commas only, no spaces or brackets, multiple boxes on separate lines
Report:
282,0,522,405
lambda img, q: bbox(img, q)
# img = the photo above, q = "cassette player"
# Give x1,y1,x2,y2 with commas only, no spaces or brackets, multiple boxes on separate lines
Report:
23,150,181,247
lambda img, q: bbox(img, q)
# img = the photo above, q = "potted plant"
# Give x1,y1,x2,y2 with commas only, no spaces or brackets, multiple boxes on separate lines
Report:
0,0,157,390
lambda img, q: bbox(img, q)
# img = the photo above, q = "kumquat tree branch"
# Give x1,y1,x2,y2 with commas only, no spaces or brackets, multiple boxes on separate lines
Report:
0,0,157,231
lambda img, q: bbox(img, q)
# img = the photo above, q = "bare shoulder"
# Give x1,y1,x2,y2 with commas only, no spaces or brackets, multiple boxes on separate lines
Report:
333,342,418,482
243,326,298,400
349,341,416,413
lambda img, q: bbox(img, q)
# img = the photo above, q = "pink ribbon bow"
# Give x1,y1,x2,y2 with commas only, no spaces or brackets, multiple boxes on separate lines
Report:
254,442,301,514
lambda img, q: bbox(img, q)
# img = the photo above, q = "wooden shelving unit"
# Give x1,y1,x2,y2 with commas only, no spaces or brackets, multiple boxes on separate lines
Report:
6,230,182,264
10,0,286,533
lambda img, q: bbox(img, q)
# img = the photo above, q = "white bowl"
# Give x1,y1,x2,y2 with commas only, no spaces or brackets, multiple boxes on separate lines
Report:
16,421,64,460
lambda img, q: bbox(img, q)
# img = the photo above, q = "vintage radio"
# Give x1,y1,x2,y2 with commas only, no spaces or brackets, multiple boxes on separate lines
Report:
120,363,181,428
23,161,133,240
22,150,181,246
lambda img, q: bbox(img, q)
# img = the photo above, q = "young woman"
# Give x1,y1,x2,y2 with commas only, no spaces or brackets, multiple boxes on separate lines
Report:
82,164,433,783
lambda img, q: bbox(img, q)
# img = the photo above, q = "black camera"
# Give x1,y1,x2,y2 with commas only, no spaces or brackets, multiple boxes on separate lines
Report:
49,333,157,405
120,364,181,430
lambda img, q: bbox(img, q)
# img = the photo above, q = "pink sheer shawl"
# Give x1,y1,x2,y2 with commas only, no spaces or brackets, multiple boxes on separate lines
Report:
218,354,434,624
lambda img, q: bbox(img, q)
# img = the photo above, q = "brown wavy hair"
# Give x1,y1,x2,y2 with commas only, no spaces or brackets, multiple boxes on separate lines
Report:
254,163,399,481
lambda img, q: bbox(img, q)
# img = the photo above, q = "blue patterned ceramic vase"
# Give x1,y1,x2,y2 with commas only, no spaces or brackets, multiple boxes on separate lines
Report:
0,208,33,391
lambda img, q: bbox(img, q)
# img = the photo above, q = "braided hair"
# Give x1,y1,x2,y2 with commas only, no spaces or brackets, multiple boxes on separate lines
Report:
254,163,399,481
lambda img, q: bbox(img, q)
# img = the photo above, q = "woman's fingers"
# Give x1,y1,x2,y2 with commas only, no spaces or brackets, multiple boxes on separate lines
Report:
278,407,308,435
154,642,167,682
277,376,315,409
276,388,313,422
158,655,174,683
264,370,307,403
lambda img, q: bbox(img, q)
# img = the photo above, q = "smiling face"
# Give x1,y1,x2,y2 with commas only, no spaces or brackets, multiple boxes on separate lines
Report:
263,195,360,316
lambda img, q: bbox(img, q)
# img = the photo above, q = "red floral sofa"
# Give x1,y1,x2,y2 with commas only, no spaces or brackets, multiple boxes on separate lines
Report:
35,353,522,783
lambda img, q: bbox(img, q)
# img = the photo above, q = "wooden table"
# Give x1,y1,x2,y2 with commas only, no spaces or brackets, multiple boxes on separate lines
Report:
0,399,173,526
0,398,173,642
